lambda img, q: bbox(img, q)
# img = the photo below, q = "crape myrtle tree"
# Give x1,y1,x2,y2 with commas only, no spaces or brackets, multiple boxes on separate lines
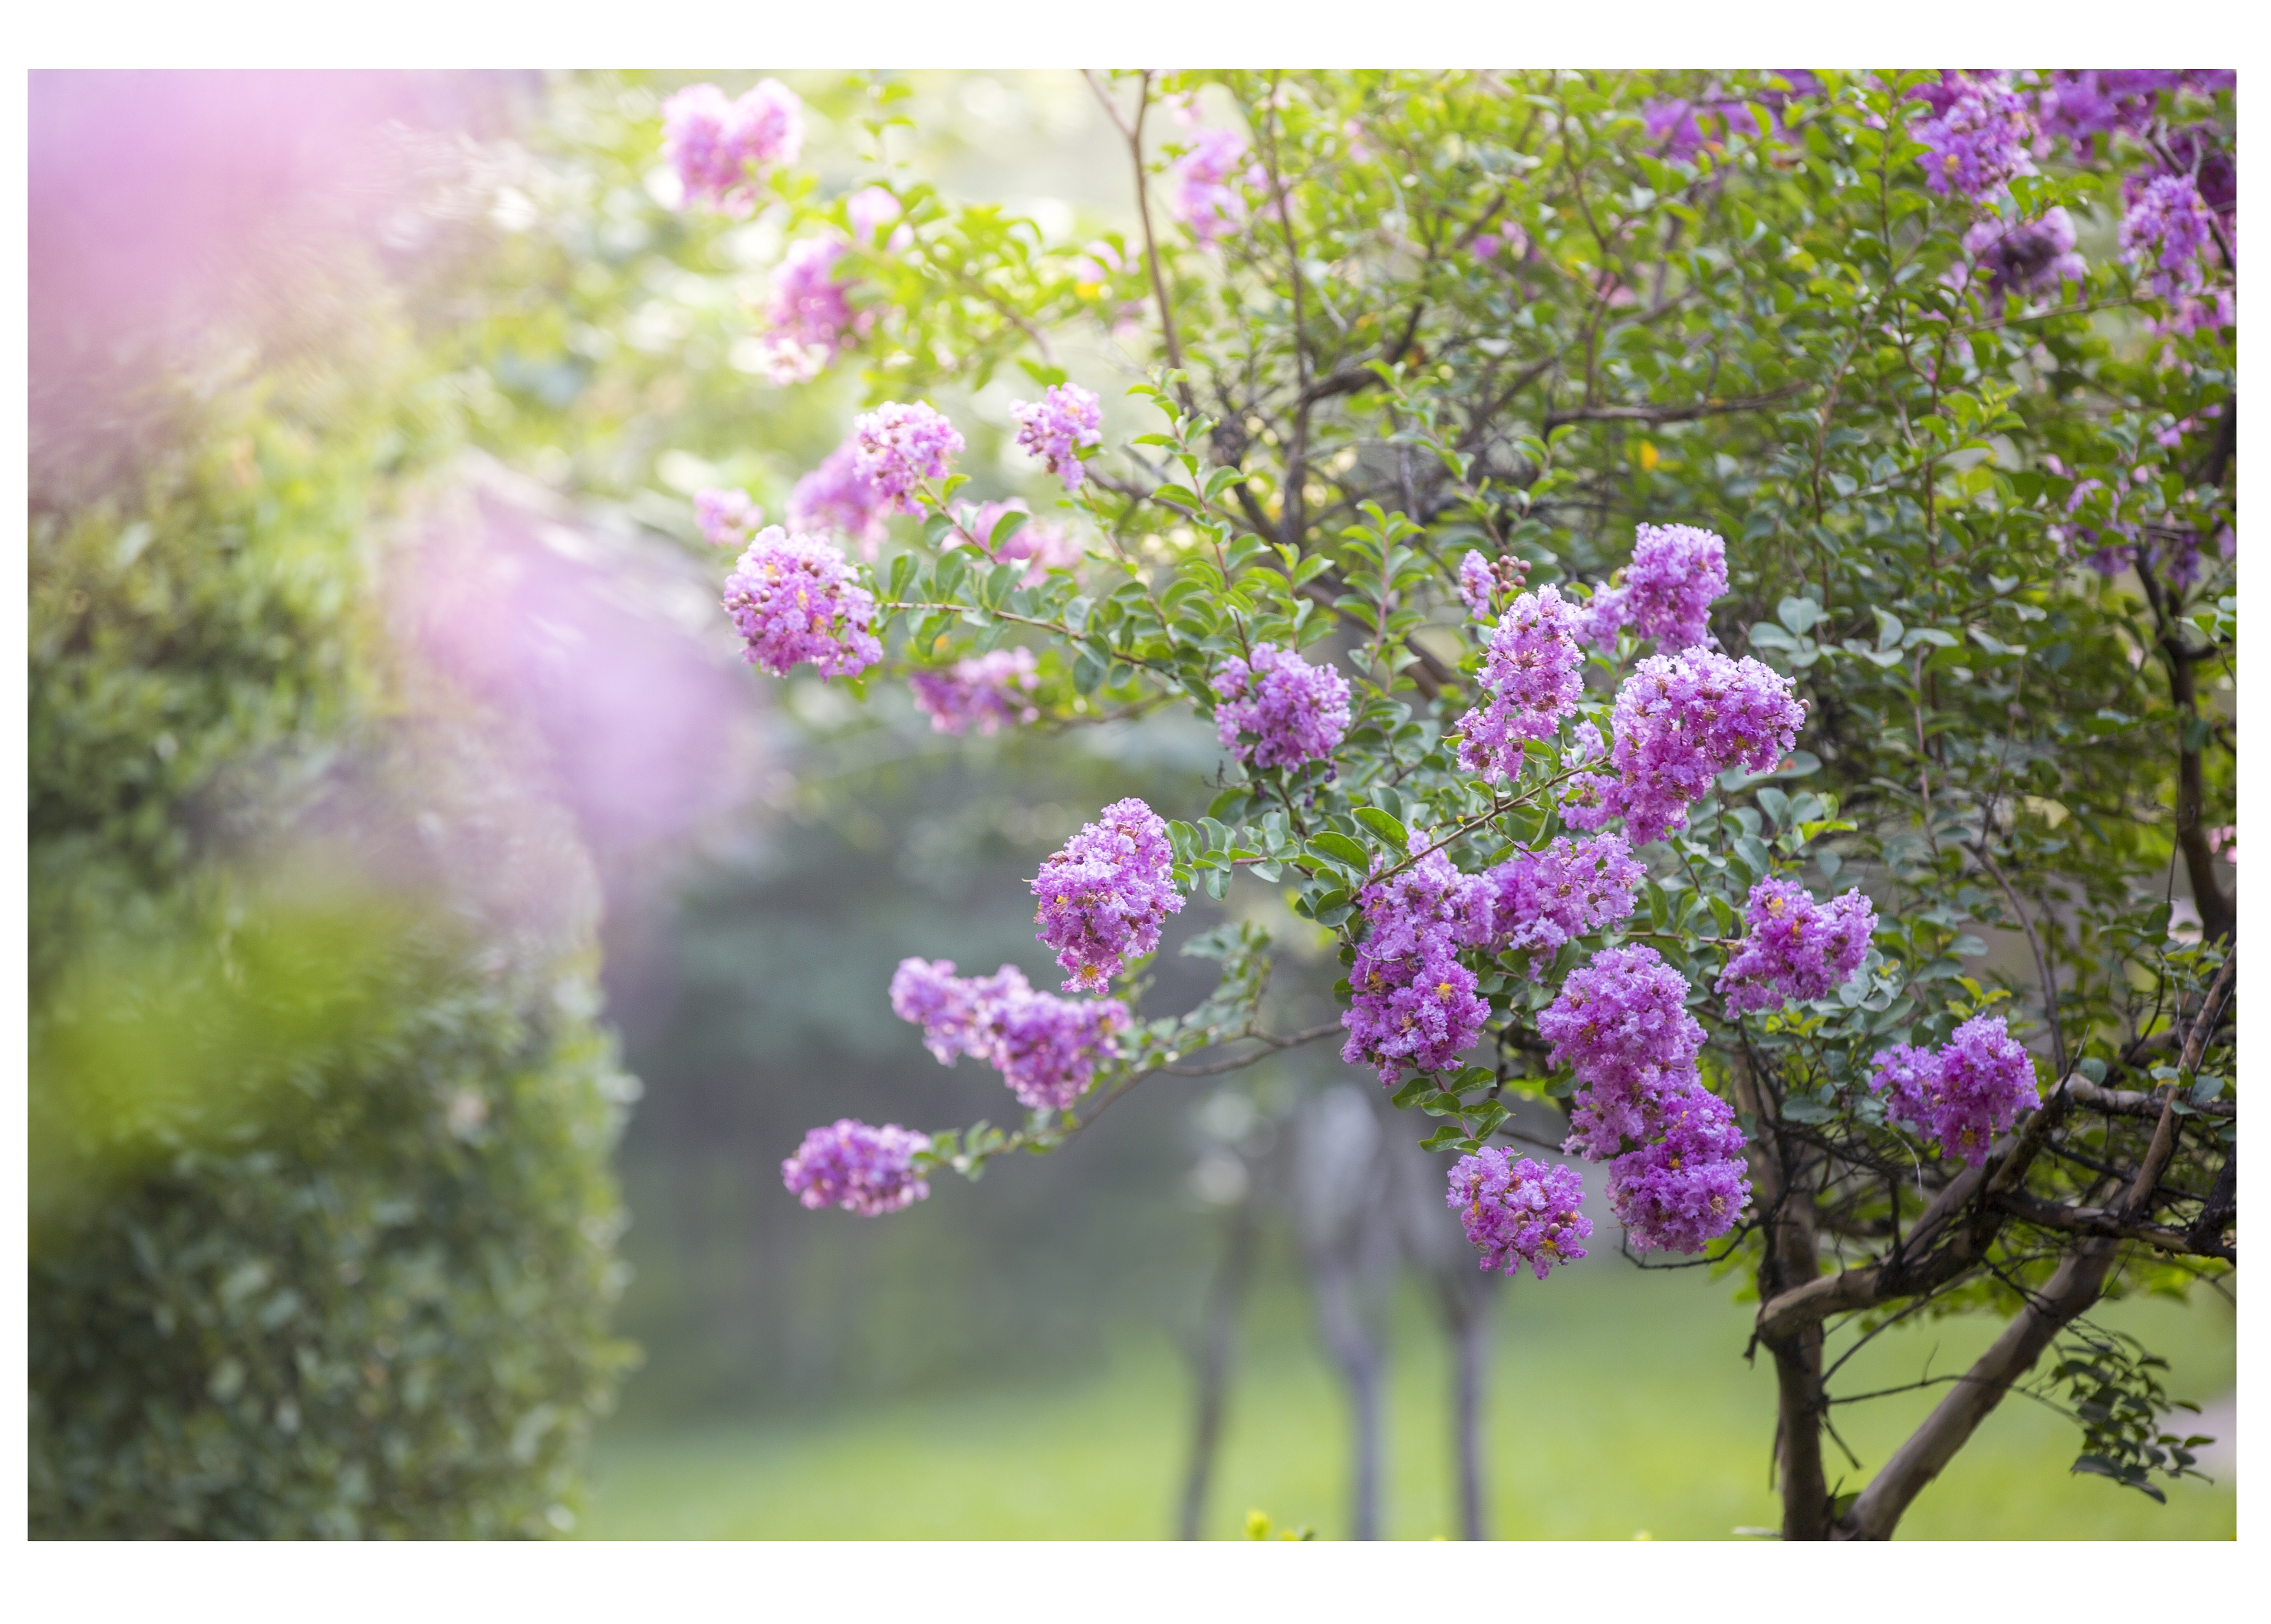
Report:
660,69,2236,1540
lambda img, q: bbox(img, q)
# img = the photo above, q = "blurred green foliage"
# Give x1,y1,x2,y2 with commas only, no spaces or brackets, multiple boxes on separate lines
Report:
28,145,637,1537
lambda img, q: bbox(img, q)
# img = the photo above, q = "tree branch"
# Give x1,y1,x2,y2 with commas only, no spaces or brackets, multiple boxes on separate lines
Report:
1541,386,1805,432
1993,1188,2234,1261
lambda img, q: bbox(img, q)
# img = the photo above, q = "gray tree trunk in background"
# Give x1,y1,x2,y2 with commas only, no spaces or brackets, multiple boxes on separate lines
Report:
1385,1125,1499,1541
1177,1172,1261,1540
1292,1086,1398,1541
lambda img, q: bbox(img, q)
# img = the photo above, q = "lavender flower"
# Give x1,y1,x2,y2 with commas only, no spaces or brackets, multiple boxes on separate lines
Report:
1031,797,1185,991
1542,944,1707,1159
910,648,1041,736
1456,550,1497,620
1911,72,2036,200
1605,1083,1751,1253
1169,127,1249,245
1341,928,1488,1083
1483,832,1646,976
694,487,762,547
1210,643,1352,771
755,238,859,384
1871,1014,2040,1165
2121,174,2216,304
787,439,894,560
1447,1150,1593,1278
1598,649,1806,845
781,1119,930,1215
1868,1044,1939,1128
844,185,913,251
890,958,1130,1110
1644,98,1710,162
722,526,882,679
1456,584,1586,782
1642,98,1772,163
975,968,1132,1110
1716,878,1877,1013
854,400,965,516
1959,209,2087,307
1618,524,1727,651
1009,383,1104,491
890,957,985,1063
2033,71,2183,155
663,80,805,212
1341,847,1495,1083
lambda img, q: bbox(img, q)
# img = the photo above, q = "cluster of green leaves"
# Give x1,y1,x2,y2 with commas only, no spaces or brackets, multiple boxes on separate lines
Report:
2046,1328,2213,1503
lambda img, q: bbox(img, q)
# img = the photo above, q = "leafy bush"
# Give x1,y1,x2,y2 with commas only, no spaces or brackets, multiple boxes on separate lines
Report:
29,222,637,1537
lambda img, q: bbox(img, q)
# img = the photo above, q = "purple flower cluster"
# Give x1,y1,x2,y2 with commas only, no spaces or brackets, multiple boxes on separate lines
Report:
1643,97,1774,163
1911,73,2036,201
1010,383,1104,491
755,238,860,384
781,1119,930,1215
1571,650,1805,846
663,80,805,212
1870,1014,2041,1165
1716,879,1877,1013
1483,832,1645,976
1581,524,1728,653
722,527,882,679
890,958,1130,1110
1456,584,1586,782
1959,209,2087,307
1456,551,1533,623
1341,847,1494,1083
909,648,1041,736
1456,550,1497,620
694,486,762,547
1539,942,1750,1252
1169,127,1249,245
1210,643,1352,772
1605,1084,1753,1254
787,439,893,560
1541,945,1707,1159
854,401,965,516
2034,71,2185,156
1447,1150,1592,1278
844,185,913,251
1030,798,1185,991
2121,174,2216,304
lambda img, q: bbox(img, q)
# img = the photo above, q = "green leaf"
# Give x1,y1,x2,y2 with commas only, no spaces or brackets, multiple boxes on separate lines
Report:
987,508,1031,551
1308,831,1371,872
1777,596,1822,636
1353,808,1409,850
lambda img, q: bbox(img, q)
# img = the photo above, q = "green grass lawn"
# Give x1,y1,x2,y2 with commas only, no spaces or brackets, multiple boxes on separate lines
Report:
578,1261,2234,1540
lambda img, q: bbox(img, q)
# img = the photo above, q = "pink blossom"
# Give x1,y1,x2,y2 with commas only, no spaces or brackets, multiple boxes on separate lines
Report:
663,80,804,213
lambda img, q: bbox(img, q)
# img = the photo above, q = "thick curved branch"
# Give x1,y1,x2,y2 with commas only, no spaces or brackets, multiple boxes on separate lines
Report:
1838,1238,2118,1540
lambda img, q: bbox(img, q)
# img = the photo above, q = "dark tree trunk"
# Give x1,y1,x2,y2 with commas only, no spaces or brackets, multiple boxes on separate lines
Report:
1439,1271,1492,1540
1730,1055,1832,1539
1310,1257,1384,1540
1177,1185,1259,1540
